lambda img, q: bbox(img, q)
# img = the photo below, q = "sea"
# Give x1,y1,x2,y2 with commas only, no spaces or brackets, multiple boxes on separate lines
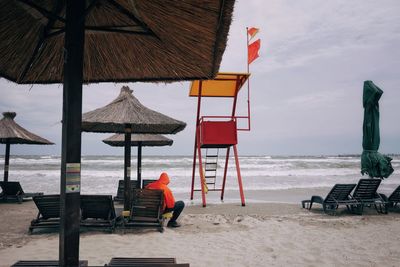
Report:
1,155,400,204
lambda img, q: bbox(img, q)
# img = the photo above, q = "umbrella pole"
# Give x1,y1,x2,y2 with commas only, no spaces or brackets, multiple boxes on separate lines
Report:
124,126,132,211
59,1,85,266
138,142,142,188
3,141,10,182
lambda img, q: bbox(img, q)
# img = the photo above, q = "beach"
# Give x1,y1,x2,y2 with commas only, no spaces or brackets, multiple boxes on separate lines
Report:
2,0,400,266
1,200,400,267
1,155,400,266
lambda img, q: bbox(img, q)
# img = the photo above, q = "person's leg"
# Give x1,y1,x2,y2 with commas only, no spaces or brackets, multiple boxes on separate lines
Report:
167,200,184,227
170,200,184,222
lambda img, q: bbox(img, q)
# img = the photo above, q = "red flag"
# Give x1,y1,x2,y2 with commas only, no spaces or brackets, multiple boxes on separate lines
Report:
248,39,260,64
248,27,259,40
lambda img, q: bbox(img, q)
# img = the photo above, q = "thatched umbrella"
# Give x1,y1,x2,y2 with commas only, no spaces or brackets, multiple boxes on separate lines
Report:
103,133,173,188
0,112,53,182
83,86,185,209
82,86,186,134
0,1,235,265
0,1,234,83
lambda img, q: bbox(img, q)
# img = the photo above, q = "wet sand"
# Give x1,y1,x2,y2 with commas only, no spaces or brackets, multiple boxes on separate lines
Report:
1,197,400,267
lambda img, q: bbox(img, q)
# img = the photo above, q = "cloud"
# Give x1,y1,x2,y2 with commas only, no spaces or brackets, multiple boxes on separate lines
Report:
223,0,400,73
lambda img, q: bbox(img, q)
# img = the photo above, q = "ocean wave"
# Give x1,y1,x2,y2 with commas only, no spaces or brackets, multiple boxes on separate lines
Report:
3,155,400,196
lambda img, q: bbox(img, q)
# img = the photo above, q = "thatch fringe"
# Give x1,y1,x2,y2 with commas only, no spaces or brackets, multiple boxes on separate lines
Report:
103,134,173,147
0,0,235,84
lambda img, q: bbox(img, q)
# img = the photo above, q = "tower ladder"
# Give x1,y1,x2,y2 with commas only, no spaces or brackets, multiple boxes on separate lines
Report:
204,148,219,189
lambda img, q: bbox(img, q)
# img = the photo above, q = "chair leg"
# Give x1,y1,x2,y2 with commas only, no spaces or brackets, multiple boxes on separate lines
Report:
323,204,338,216
360,204,364,215
346,205,351,213
301,200,311,209
159,219,164,233
322,204,327,214
383,203,389,214
375,203,388,214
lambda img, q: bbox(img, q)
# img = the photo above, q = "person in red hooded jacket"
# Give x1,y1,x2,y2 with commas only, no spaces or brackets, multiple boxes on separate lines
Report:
145,172,185,227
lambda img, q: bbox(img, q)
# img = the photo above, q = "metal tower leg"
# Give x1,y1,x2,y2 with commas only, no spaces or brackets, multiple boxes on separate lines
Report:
196,129,207,207
233,145,245,206
220,147,230,201
190,132,198,200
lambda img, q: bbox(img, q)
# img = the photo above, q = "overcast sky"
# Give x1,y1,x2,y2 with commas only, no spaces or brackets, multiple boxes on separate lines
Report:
1,0,399,156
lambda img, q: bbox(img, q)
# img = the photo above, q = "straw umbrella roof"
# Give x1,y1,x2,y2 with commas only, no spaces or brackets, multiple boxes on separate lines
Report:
0,112,53,144
82,86,186,134
103,134,173,147
0,0,235,84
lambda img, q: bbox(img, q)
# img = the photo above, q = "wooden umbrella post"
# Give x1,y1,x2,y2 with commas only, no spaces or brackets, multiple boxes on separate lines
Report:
124,125,132,211
137,141,142,188
59,1,85,266
4,141,10,182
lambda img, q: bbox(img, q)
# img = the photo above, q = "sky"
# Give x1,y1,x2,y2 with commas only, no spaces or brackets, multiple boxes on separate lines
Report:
1,0,400,156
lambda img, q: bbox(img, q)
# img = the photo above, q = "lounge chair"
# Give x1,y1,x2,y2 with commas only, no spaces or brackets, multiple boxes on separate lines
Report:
123,188,165,232
379,185,400,210
352,178,388,214
80,195,116,232
106,257,189,267
29,194,60,233
301,184,358,215
142,179,157,188
0,181,43,203
11,260,88,266
114,180,139,202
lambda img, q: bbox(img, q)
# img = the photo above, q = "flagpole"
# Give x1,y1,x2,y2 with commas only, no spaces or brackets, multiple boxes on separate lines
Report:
246,27,251,131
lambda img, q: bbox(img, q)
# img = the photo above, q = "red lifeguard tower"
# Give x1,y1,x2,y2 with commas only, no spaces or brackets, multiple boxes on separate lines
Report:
189,72,251,207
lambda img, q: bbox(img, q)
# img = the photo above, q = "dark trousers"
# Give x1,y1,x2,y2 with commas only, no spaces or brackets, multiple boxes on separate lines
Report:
165,200,185,222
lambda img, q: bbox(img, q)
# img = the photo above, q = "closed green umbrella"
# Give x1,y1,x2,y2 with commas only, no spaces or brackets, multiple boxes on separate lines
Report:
361,80,394,179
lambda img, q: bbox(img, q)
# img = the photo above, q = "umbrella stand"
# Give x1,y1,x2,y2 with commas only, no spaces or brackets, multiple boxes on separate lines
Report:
3,141,10,182
138,142,142,188
59,2,85,266
124,125,132,211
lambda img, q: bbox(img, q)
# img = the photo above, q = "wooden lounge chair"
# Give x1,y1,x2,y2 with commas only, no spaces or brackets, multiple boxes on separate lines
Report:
352,178,388,214
29,194,60,233
80,195,117,232
114,180,139,202
123,189,165,232
0,181,43,203
106,257,189,267
379,185,400,210
11,260,88,266
301,184,358,215
142,179,157,188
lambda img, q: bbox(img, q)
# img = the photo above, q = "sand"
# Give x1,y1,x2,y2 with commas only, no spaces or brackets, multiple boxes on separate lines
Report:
1,199,400,267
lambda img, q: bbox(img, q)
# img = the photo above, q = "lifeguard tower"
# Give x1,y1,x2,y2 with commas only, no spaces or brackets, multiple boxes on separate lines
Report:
189,72,251,207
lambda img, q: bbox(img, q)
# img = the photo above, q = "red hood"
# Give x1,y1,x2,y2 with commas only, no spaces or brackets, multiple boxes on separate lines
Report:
158,172,170,185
